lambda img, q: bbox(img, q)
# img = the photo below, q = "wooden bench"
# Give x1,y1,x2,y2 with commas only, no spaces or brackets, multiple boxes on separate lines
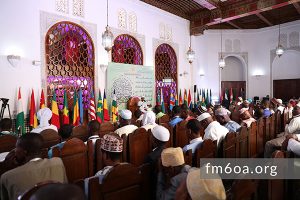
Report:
0,135,17,153
40,129,61,148
87,163,143,200
99,122,116,137
223,132,239,158
128,128,151,166
72,125,89,142
196,139,217,167
174,120,189,148
53,138,88,182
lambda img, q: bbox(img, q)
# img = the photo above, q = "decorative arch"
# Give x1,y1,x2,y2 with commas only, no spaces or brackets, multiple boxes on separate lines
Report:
270,47,300,97
112,34,143,65
45,21,95,110
155,43,177,108
219,52,248,99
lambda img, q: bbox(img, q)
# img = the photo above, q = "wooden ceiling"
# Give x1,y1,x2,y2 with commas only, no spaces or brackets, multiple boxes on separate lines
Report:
140,0,300,35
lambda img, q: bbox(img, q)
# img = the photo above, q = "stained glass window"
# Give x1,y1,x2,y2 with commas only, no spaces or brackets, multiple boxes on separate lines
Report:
45,21,94,110
112,34,143,65
155,44,177,110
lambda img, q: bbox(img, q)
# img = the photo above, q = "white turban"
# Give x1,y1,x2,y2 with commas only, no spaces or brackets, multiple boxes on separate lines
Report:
119,109,132,120
215,108,228,116
277,99,283,105
142,111,156,126
152,125,170,142
197,113,211,122
37,107,52,127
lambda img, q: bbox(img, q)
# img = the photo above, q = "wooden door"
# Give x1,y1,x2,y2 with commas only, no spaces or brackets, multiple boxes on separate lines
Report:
221,81,246,100
273,79,300,102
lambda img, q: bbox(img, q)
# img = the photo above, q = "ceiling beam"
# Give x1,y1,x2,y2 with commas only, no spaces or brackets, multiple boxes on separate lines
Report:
193,0,218,10
293,2,300,14
256,13,273,26
227,21,242,29
191,0,300,35
140,0,190,20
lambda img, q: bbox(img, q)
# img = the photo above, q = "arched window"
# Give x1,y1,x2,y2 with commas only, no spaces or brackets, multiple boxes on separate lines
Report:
45,21,95,110
155,44,177,109
112,34,143,65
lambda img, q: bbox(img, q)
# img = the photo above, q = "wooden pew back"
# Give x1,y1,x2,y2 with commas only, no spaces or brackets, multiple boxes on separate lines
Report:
88,163,143,200
40,129,61,149
223,132,239,158
174,120,189,148
52,138,88,183
238,127,249,158
72,125,89,142
128,128,151,166
196,139,217,167
0,135,17,153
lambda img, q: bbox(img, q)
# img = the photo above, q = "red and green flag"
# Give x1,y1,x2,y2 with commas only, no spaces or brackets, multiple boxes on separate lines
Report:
29,89,37,128
175,89,178,106
40,89,45,109
16,87,25,134
187,89,192,109
179,89,183,105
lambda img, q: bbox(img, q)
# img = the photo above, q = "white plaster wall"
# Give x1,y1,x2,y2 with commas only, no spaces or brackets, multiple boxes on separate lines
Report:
0,0,190,117
221,56,245,81
272,50,300,80
193,20,300,100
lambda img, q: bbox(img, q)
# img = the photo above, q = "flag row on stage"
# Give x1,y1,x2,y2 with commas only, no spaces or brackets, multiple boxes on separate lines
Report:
156,87,213,112
16,87,118,134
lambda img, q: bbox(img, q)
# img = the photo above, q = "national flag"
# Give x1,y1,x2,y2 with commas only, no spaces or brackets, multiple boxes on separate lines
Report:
63,90,69,124
224,88,229,100
29,89,37,128
111,89,118,122
73,91,80,126
205,89,210,105
78,89,84,124
103,89,110,121
169,89,175,111
161,89,165,113
179,89,183,105
156,89,161,105
202,88,205,103
220,90,224,104
89,90,96,121
16,87,25,135
187,89,192,109
197,89,200,105
96,90,103,123
40,89,45,109
199,89,202,105
175,89,178,106
51,91,60,129
230,88,233,103
209,89,212,104
184,89,188,106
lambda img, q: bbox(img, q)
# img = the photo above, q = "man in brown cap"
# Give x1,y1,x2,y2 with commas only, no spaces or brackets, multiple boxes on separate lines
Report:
156,147,191,200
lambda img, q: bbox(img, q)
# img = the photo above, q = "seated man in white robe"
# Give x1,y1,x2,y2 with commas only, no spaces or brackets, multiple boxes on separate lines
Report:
264,103,300,157
197,113,228,147
31,107,58,133
276,99,285,114
141,111,157,131
240,108,256,128
114,110,138,137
